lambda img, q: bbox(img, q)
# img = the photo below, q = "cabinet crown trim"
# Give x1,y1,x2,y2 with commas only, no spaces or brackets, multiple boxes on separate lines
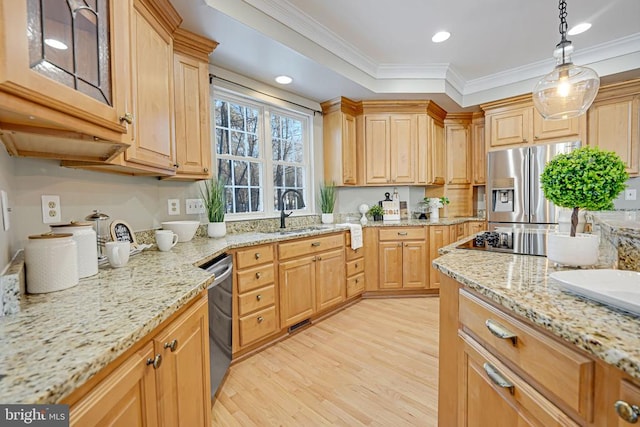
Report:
173,28,218,60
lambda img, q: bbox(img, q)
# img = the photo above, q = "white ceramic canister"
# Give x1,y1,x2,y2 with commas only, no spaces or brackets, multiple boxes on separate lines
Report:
50,221,99,278
25,233,79,294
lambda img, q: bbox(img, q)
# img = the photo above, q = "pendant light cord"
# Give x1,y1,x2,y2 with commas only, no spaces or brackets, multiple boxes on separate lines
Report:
557,0,570,65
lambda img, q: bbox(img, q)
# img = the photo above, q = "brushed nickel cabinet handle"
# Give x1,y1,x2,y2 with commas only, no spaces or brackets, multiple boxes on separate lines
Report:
355,278,359,283
204,167,209,173
255,272,262,279
119,112,133,124
173,163,180,168
311,242,321,247
257,316,264,323
163,339,178,352
355,263,359,268
485,319,518,345
146,354,162,369
615,400,640,423
483,363,514,394
397,243,402,247
312,256,317,262
255,252,261,259
256,294,262,301
317,256,322,261
398,231,408,236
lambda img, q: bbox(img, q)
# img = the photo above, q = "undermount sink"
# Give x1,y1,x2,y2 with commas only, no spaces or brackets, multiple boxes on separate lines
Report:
269,225,336,235
550,269,640,316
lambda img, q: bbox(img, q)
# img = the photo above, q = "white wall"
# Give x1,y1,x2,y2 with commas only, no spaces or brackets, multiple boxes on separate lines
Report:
614,176,640,210
0,145,14,271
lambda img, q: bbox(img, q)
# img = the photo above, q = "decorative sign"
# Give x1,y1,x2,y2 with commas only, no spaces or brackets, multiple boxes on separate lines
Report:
110,220,138,249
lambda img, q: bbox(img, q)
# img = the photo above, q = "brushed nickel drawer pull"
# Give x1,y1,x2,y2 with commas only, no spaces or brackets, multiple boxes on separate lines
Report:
146,354,162,369
311,242,321,247
483,363,514,394
256,294,262,301
163,339,178,352
398,231,408,236
355,278,359,283
485,319,518,345
255,252,261,259
317,256,322,261
257,316,264,323
255,272,262,279
615,400,640,423
355,263,359,268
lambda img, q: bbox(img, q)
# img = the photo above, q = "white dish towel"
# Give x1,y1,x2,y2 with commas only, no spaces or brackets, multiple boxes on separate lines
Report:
339,223,363,250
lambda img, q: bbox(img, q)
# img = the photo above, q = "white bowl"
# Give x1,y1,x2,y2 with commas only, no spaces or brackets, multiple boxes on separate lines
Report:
161,221,200,242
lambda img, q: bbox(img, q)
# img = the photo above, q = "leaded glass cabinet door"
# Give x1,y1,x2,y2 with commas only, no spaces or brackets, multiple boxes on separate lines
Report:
0,0,131,141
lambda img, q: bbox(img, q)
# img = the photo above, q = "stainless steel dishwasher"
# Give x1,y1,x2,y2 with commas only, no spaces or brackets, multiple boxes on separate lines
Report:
200,253,233,398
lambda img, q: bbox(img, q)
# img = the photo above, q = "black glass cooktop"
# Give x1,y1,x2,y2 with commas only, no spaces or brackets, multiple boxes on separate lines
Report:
456,230,547,257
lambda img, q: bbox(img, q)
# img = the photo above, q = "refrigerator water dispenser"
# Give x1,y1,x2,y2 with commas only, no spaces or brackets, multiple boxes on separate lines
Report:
492,188,514,212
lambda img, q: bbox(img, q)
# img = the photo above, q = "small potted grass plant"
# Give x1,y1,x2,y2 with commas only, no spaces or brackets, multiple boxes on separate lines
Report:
319,181,337,224
541,146,627,266
201,177,226,238
368,204,384,221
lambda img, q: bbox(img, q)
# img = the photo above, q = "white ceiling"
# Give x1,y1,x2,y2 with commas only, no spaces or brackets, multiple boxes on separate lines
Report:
170,0,640,111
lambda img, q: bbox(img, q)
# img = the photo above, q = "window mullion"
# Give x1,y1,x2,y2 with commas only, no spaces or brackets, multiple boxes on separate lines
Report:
263,109,274,216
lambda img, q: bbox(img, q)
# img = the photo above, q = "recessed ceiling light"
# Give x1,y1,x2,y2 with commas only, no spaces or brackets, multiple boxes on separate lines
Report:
44,38,68,50
275,75,293,85
431,31,450,43
568,22,591,35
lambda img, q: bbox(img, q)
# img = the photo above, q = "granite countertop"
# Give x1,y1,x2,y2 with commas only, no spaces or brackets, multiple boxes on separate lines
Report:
0,218,484,404
433,238,640,380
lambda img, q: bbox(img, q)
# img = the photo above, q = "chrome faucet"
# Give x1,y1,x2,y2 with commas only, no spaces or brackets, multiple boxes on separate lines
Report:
279,189,305,228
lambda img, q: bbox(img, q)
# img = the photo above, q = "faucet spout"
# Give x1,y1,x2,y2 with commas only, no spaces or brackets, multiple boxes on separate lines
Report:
279,189,305,228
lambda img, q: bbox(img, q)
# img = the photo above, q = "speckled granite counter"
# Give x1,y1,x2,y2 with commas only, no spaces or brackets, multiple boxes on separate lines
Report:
433,241,640,380
0,218,484,404
587,210,640,270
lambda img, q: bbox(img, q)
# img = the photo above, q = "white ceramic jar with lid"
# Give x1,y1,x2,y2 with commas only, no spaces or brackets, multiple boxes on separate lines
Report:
50,221,98,278
25,233,78,294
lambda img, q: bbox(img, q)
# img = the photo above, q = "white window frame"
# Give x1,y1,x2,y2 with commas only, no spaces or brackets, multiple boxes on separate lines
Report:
212,87,314,220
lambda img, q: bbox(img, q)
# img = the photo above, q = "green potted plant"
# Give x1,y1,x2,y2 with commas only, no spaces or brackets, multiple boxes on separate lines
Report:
319,181,337,224
200,177,227,238
540,146,628,266
368,204,384,221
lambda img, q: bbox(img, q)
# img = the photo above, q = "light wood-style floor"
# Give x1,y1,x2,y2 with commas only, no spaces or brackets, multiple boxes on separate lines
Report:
212,297,439,426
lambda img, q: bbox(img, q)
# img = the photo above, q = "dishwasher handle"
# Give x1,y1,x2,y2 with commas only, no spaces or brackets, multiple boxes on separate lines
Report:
209,263,233,288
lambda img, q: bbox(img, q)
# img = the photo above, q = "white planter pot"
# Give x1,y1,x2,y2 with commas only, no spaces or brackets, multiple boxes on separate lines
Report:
207,222,226,238
321,213,334,224
547,232,600,267
429,207,439,222
557,209,587,233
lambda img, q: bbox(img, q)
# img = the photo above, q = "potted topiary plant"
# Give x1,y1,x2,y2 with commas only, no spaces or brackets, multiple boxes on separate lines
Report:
319,181,337,224
540,146,628,266
200,176,227,238
368,204,384,221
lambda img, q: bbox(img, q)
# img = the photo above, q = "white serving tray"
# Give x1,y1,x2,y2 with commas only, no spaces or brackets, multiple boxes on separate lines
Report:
549,269,640,316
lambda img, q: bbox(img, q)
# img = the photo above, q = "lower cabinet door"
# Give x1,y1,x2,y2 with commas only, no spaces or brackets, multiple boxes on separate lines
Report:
459,332,579,427
70,343,159,427
315,248,346,312
379,242,403,289
279,255,316,327
402,241,427,289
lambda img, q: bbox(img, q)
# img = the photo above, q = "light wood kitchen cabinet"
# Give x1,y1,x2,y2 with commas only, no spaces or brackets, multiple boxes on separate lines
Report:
465,220,486,236
278,233,345,327
345,232,365,298
0,0,131,161
321,97,361,185
364,114,391,184
445,114,472,185
233,244,279,352
364,113,416,184
471,113,486,185
419,113,446,185
482,95,585,150
449,222,466,243
428,226,450,289
70,294,211,427
378,228,427,290
587,80,640,177
616,380,640,426
168,29,218,180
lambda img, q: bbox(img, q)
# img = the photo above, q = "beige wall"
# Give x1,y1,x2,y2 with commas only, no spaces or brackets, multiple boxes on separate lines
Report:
0,145,14,271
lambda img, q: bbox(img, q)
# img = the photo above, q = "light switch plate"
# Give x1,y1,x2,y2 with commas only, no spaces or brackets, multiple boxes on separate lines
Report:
625,189,637,201
41,195,61,224
186,198,205,215
1,190,9,231
168,199,180,215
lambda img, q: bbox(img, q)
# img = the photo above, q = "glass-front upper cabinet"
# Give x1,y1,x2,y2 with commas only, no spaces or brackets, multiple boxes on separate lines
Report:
0,0,132,142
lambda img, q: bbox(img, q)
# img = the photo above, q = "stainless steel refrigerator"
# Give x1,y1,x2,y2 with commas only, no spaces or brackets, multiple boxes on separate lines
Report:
487,141,581,229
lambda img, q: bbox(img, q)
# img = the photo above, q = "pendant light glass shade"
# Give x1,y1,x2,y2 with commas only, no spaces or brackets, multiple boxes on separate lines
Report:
532,0,600,120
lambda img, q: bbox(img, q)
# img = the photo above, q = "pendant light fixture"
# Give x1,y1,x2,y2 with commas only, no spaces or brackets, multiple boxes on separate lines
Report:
532,0,599,120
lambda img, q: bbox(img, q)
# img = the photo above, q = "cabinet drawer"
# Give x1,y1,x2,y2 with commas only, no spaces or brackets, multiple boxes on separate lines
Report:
236,264,275,293
238,285,275,317
235,244,274,269
379,227,425,241
459,332,580,427
346,245,364,261
279,233,344,260
238,306,278,348
459,290,594,420
346,273,365,298
346,259,365,276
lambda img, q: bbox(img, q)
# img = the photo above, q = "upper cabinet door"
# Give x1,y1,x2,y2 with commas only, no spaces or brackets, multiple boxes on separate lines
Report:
389,114,416,183
488,106,531,147
364,114,391,184
0,0,131,140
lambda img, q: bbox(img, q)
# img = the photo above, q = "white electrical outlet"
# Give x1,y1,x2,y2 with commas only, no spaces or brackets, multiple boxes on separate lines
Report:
625,189,637,201
168,199,180,215
186,198,205,214
1,190,9,231
41,195,61,224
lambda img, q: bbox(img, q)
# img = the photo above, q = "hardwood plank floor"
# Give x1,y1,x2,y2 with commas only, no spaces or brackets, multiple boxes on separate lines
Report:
212,297,439,426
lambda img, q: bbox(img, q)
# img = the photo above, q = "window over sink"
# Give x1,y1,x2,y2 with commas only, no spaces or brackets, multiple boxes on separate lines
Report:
213,89,312,218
